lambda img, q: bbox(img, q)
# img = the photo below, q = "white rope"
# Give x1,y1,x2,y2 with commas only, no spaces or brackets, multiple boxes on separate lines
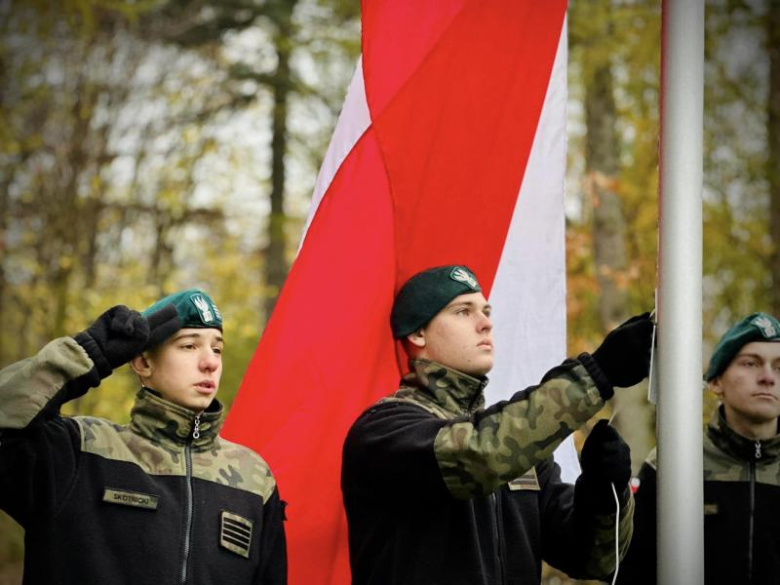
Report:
611,481,620,585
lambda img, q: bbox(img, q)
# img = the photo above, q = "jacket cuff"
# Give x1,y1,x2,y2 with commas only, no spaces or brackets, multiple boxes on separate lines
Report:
577,352,614,400
575,473,631,514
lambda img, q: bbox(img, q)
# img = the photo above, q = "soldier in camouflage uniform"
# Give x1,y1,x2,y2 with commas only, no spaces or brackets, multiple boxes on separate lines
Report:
618,312,780,585
0,289,287,584
341,265,654,585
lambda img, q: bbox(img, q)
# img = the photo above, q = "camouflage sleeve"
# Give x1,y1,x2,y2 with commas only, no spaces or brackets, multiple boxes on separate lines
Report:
0,337,98,431
537,457,634,581
576,485,634,579
435,359,606,499
0,337,96,525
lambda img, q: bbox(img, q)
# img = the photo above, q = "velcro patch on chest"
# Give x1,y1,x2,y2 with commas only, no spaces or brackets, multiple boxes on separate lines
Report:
220,511,253,559
507,467,540,491
704,503,719,515
102,488,159,510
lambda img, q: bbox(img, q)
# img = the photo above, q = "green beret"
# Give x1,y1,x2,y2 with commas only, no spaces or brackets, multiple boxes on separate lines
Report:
391,265,482,338
142,289,222,333
705,312,780,380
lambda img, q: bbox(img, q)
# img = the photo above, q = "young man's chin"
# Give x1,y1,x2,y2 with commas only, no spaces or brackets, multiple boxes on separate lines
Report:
166,394,216,413
465,361,494,378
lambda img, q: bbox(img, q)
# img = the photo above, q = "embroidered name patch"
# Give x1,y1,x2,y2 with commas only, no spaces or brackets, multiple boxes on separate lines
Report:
507,467,541,491
220,511,253,558
102,488,159,510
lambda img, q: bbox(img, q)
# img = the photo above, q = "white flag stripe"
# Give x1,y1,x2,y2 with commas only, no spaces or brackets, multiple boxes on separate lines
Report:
299,56,371,250
488,20,579,482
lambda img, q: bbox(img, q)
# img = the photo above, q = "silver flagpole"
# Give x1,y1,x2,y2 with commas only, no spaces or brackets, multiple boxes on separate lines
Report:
657,1,705,584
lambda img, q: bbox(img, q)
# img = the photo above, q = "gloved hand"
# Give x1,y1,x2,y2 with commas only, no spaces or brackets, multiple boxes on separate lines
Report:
577,419,632,512
145,304,182,348
592,312,653,388
74,304,180,379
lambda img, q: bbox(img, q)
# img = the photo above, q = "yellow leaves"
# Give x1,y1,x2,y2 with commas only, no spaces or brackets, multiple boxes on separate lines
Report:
595,262,642,290
59,255,74,270
585,170,621,201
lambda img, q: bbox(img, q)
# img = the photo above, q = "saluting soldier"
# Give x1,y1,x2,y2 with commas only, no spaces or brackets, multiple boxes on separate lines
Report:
0,289,287,584
341,265,653,585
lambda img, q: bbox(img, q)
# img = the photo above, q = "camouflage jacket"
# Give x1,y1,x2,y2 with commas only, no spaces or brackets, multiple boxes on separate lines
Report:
0,337,286,585
618,406,780,585
342,357,633,585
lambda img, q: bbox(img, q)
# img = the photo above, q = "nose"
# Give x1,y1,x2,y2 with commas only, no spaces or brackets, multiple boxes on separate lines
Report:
200,349,220,372
758,363,777,385
477,311,493,333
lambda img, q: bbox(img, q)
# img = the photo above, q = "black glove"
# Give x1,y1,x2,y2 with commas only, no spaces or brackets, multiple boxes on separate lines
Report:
592,312,653,388
145,304,182,348
74,304,180,379
577,419,632,512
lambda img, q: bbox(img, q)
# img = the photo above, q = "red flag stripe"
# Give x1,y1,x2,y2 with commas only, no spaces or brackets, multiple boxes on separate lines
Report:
225,128,397,583
366,0,568,292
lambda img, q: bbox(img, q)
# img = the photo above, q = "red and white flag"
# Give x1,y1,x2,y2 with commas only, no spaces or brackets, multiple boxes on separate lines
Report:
223,2,572,584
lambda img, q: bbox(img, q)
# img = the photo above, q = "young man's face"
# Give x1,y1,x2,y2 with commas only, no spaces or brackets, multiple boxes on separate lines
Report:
410,292,494,376
140,328,224,412
710,341,780,439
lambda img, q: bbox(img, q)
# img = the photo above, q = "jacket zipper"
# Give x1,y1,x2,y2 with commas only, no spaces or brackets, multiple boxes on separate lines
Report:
748,440,760,583
180,414,200,585
490,492,506,585
467,386,484,416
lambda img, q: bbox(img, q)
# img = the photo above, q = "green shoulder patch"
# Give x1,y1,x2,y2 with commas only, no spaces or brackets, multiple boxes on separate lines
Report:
201,438,276,502
76,418,277,501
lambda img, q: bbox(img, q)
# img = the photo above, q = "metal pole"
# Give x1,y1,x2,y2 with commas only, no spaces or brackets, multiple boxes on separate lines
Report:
657,1,704,584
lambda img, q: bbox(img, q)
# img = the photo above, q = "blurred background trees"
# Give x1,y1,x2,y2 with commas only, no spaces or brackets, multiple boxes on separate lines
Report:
0,0,777,583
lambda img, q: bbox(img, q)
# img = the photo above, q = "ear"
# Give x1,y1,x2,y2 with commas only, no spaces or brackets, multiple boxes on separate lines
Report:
406,329,426,349
709,378,724,398
129,353,153,378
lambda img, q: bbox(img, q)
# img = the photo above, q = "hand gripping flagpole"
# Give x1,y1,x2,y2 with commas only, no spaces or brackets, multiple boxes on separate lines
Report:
657,1,705,583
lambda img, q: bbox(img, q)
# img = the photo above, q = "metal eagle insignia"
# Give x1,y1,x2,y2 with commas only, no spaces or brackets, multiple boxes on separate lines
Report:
752,315,777,338
450,267,478,290
191,294,215,323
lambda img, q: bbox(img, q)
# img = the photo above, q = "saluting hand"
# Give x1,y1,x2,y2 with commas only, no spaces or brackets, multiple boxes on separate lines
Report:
74,304,180,379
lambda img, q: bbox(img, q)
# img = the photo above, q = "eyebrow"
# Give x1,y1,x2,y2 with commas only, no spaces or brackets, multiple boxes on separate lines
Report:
736,352,779,361
447,301,492,312
172,332,224,344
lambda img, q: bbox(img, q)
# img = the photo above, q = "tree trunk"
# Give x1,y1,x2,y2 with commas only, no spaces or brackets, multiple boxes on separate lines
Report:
585,44,655,475
586,64,627,325
0,182,8,366
768,7,780,315
263,2,297,323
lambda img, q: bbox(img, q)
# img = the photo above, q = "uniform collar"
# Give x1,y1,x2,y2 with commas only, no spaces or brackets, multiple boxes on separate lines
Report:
129,387,223,450
707,405,780,462
404,358,487,416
